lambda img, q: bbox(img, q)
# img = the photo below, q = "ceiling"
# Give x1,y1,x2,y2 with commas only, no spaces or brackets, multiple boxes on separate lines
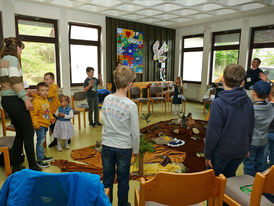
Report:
21,0,274,28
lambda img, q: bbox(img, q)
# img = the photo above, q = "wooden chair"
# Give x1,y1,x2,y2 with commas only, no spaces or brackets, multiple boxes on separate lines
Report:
148,83,167,113
71,91,89,130
0,136,15,177
1,109,15,136
224,165,274,206
129,87,150,114
135,170,226,206
203,88,216,114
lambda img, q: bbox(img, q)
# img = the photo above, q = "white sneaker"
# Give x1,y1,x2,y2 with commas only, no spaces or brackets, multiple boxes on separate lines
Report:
65,143,70,150
57,145,62,152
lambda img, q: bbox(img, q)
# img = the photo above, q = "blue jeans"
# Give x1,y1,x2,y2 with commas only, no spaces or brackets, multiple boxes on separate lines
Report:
35,126,48,161
211,155,244,178
244,145,266,176
264,133,274,169
101,145,132,206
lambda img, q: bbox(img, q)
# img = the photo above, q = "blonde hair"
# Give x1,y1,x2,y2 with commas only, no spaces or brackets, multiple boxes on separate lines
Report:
113,66,136,89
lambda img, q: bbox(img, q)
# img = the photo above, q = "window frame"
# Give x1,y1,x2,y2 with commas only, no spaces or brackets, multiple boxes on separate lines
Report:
68,22,101,87
0,13,3,50
248,25,274,69
15,15,60,87
209,29,241,84
181,34,204,84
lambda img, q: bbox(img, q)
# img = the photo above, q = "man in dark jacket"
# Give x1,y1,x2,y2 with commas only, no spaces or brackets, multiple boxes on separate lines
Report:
204,64,254,178
245,58,265,90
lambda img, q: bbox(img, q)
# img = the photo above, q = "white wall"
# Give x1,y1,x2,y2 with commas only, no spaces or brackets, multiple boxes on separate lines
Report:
175,12,274,102
0,0,106,96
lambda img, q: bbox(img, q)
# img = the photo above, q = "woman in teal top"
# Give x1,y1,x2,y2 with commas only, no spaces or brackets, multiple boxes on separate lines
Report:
0,37,41,172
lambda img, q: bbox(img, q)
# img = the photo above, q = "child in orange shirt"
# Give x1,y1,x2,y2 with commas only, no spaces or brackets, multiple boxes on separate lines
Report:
44,72,61,147
30,82,55,168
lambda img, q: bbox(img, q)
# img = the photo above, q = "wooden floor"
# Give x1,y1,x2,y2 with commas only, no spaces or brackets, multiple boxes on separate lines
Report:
0,101,243,205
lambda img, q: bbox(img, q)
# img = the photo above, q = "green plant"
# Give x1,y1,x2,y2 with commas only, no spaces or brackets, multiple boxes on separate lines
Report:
138,135,155,175
141,112,151,127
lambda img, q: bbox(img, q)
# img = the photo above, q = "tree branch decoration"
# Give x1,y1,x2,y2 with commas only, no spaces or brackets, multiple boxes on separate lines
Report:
138,135,155,175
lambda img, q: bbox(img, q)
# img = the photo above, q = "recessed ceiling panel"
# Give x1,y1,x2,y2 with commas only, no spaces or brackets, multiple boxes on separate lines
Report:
90,0,121,7
135,9,162,16
170,18,191,23
116,4,143,12
195,3,223,11
173,9,198,16
240,3,265,11
215,9,236,15
102,9,127,16
154,3,182,12
78,4,101,12
191,13,212,19
132,0,165,7
174,0,208,6
156,14,179,20
219,0,255,6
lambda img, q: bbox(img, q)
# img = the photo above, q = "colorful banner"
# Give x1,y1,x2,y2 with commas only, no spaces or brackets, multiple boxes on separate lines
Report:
117,28,143,73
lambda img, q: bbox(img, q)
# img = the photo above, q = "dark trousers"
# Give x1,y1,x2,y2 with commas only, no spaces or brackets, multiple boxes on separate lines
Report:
87,96,99,124
101,145,132,206
1,96,36,167
211,155,244,178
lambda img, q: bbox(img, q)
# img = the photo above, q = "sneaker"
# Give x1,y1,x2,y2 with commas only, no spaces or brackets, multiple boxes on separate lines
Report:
30,165,42,171
37,160,50,168
65,144,70,150
95,122,102,126
48,139,57,147
43,155,53,162
57,145,62,152
89,123,95,127
12,165,25,174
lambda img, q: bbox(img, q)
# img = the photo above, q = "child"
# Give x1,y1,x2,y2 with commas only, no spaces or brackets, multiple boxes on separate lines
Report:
172,77,185,114
204,64,254,178
53,95,75,152
264,85,274,169
44,72,61,147
101,66,140,206
84,67,103,127
244,80,274,176
30,82,55,168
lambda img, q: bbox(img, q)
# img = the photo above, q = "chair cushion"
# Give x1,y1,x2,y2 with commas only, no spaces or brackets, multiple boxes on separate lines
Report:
225,175,271,206
134,98,150,102
150,97,166,101
73,110,80,115
0,136,15,148
145,201,201,206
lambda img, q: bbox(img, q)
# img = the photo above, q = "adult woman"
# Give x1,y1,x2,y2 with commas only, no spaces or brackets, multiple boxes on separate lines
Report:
0,37,41,172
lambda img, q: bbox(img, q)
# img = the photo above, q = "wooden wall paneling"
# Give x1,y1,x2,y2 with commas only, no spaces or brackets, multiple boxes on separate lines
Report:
106,17,175,83
167,29,174,81
148,25,155,81
154,27,162,81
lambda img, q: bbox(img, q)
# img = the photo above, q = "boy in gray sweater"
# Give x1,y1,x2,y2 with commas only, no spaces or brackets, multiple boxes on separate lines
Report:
244,80,274,176
101,66,139,206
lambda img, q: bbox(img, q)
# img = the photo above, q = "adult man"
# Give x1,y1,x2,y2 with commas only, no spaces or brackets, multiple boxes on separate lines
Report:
245,58,266,90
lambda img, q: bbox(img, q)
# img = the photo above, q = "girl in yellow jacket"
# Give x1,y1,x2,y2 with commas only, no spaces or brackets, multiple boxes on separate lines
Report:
30,82,55,168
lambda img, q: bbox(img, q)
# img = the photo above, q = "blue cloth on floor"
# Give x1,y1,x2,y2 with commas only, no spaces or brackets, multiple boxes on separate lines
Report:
0,169,111,206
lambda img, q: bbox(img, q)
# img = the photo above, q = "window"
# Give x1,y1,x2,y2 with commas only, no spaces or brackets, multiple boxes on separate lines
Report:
69,23,101,86
0,13,3,50
210,30,241,83
15,15,60,86
181,35,204,83
249,25,274,81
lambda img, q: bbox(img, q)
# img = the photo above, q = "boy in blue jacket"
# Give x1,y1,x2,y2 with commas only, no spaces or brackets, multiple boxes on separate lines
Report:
244,80,274,176
204,64,254,177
